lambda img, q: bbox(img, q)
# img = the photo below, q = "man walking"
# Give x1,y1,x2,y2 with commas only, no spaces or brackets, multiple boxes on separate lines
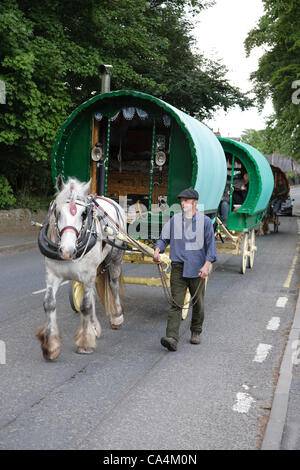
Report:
153,189,217,351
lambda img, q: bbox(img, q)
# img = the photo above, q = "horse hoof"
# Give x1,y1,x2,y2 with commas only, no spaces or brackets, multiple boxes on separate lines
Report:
110,322,122,330
36,326,61,361
76,347,94,355
43,349,61,361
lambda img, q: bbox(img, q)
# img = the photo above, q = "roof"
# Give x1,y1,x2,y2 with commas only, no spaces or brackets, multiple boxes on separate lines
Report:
265,154,300,173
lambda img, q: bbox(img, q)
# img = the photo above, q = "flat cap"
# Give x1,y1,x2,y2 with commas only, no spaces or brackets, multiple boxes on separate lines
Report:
177,188,199,200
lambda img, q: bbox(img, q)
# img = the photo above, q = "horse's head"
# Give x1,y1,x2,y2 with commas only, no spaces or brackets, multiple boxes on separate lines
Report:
55,175,91,260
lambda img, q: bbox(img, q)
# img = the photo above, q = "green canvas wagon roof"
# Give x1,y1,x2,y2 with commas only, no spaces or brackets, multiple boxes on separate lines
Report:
218,137,274,230
52,90,227,213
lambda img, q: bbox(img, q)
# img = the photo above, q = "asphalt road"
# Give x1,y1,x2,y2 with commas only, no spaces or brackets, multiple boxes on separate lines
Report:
0,215,299,450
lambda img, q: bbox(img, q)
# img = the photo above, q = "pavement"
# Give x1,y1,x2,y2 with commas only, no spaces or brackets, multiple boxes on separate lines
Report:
1,188,300,450
0,231,39,254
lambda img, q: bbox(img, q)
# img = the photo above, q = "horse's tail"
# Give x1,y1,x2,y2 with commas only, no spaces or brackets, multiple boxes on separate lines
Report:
95,266,125,315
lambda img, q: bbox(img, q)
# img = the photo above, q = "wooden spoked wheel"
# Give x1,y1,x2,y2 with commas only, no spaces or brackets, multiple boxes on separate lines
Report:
240,232,249,275
247,229,255,269
69,281,84,312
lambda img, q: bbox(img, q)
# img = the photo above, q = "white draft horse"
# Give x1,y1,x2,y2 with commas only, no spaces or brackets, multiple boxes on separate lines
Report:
37,175,126,360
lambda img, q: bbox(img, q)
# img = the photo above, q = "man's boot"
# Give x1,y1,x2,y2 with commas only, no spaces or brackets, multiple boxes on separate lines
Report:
190,332,201,344
161,336,178,351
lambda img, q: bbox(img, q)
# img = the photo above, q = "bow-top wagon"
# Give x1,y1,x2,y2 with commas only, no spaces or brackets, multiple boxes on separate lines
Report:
215,138,274,273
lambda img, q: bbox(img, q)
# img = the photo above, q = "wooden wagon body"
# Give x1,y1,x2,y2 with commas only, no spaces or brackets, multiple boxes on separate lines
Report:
259,165,290,233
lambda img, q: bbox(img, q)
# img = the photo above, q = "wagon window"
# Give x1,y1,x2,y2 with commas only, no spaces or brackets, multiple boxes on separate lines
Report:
103,110,171,216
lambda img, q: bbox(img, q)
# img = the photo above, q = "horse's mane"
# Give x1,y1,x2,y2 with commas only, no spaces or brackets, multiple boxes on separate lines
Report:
55,178,87,211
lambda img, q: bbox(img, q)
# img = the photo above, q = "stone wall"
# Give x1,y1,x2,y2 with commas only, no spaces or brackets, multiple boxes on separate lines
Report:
0,208,46,233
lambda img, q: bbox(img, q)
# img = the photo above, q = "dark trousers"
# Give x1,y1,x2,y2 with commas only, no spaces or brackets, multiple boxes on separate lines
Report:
166,264,206,341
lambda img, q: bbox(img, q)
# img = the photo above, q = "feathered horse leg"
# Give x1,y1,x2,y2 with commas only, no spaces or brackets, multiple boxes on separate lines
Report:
36,273,62,361
108,260,124,329
75,284,100,354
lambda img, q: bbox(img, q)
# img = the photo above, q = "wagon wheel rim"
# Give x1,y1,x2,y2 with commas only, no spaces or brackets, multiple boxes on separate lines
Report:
274,214,279,233
181,288,191,320
69,281,84,312
240,232,249,274
247,229,255,269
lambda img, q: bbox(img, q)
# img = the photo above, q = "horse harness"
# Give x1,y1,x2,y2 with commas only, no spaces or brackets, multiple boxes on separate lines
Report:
38,195,130,262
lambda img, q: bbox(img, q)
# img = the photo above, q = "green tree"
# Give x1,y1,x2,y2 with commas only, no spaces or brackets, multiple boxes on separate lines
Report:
245,0,300,159
241,129,269,154
0,0,251,197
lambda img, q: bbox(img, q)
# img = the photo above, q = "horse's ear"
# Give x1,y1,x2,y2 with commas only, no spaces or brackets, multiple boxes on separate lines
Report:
56,174,64,192
83,179,92,197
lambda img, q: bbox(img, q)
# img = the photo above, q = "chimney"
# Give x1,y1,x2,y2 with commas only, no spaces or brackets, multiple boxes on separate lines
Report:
99,64,113,93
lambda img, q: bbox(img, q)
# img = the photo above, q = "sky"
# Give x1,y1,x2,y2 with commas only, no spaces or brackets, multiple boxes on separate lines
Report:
192,0,273,137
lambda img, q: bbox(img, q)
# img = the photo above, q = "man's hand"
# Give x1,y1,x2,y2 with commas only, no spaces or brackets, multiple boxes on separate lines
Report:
153,248,161,263
198,261,211,279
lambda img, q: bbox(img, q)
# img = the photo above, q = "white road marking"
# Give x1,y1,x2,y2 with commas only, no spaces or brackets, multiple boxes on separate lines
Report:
232,391,255,414
253,343,272,363
267,317,281,331
32,288,47,295
32,281,69,295
276,297,288,308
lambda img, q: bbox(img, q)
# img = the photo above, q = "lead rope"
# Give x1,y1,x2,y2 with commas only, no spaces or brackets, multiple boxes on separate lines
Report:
157,263,204,309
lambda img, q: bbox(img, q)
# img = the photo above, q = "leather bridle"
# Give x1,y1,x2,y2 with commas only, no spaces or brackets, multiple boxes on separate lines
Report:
38,198,98,260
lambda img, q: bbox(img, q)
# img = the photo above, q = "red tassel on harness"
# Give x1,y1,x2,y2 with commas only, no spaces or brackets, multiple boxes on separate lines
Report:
70,199,77,216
